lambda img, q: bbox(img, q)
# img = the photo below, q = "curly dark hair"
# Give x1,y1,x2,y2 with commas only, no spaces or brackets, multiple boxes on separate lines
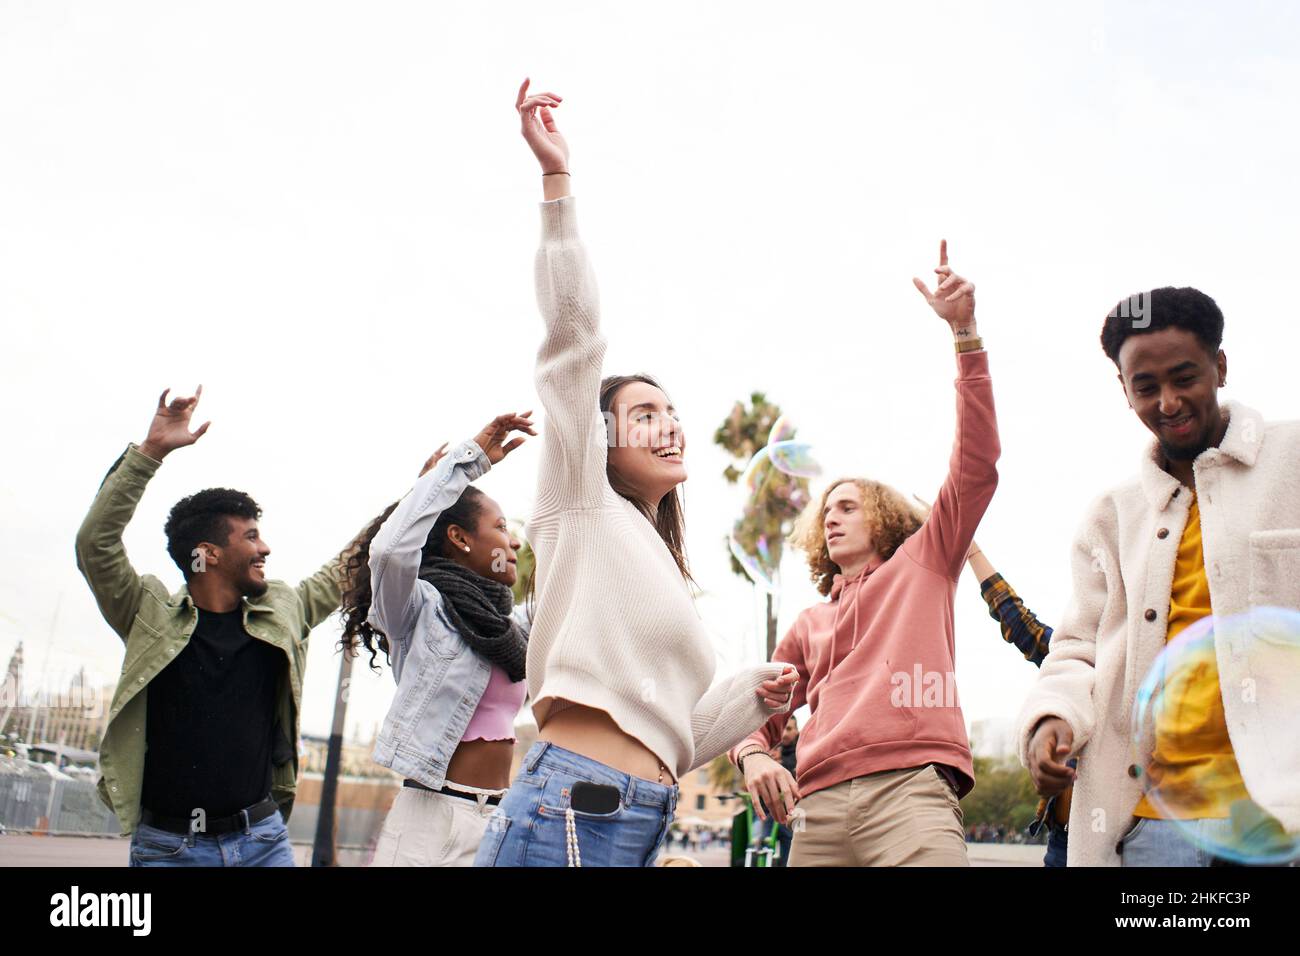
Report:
1100,286,1224,367
338,486,488,671
164,488,262,578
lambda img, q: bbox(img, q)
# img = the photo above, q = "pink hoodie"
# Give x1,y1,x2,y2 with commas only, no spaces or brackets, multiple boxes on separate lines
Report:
730,350,999,798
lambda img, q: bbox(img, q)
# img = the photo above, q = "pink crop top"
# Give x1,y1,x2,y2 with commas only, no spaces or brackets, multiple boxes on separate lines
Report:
462,663,528,743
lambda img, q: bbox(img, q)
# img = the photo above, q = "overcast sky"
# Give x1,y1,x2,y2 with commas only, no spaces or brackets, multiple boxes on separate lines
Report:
3,1,1298,749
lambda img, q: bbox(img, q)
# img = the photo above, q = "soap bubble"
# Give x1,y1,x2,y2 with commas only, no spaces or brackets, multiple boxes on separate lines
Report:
729,416,822,591
729,528,778,593
1131,608,1300,865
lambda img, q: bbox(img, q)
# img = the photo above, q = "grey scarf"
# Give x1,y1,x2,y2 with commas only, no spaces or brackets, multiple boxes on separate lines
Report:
417,555,527,682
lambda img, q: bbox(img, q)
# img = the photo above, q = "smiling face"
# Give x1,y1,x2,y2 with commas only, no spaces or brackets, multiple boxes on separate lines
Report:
446,494,521,588
1117,326,1227,462
823,481,876,570
605,379,687,509
203,515,271,598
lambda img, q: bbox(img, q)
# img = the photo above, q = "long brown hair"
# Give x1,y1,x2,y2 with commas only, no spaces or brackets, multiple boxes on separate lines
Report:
601,373,694,585
790,477,924,596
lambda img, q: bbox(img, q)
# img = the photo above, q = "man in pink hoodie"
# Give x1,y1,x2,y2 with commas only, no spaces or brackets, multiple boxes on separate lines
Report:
730,242,999,866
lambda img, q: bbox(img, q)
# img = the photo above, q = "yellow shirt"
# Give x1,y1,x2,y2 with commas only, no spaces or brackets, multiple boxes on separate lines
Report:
1134,493,1248,819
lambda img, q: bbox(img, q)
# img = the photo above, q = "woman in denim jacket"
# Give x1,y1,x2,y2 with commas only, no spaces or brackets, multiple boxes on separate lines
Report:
340,411,536,866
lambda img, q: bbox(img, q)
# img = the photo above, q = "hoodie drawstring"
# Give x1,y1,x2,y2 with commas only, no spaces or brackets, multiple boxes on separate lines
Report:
825,562,873,686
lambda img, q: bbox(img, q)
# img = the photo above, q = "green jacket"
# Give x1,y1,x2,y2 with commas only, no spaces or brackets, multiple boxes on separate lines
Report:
74,444,343,835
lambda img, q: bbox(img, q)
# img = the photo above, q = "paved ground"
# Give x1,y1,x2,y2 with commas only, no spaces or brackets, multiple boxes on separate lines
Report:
0,835,1044,867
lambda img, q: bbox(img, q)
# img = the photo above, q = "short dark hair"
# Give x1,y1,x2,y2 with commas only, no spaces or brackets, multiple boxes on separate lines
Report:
1100,286,1224,367
164,488,262,577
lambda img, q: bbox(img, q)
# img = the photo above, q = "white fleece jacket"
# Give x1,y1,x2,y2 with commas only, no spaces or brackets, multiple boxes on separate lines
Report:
1017,400,1300,866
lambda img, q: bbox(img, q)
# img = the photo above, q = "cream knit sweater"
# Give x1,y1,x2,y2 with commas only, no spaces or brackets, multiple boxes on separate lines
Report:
524,196,789,778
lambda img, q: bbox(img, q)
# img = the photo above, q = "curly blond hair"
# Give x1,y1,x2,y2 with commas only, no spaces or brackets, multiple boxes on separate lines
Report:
790,478,925,596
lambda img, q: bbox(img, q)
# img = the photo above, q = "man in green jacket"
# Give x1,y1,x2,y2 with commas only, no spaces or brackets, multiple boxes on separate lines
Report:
75,386,345,866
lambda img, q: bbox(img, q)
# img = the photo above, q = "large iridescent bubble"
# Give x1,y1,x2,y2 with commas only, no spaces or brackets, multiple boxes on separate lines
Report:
727,415,822,592
1130,607,1300,865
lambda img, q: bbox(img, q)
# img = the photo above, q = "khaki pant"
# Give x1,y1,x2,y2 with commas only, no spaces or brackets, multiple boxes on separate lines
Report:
370,785,502,867
788,764,968,867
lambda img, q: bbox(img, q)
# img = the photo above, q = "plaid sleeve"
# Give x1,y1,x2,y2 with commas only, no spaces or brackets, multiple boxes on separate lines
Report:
979,572,1053,667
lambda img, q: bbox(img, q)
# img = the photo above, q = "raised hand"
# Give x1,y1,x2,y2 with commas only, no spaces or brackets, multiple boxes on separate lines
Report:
139,386,210,461
912,240,977,333
472,411,537,466
516,78,568,175
418,443,450,478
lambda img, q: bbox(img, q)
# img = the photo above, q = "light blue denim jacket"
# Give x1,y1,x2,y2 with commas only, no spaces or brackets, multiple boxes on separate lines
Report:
367,439,530,789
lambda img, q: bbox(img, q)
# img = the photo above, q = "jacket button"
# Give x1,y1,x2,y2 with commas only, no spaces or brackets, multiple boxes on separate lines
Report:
1172,488,1180,498
1157,528,1169,539
1144,609,1157,622
137,677,145,684
1127,764,1141,778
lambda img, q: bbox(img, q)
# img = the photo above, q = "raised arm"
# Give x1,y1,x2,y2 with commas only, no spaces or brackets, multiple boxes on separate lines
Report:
907,242,1000,580
965,542,1055,666
367,413,534,641
296,559,346,632
517,79,610,511
75,387,209,640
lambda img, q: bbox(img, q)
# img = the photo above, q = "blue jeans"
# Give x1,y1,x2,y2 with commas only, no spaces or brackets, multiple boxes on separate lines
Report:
1118,817,1234,867
128,810,295,867
1043,824,1069,867
474,741,678,867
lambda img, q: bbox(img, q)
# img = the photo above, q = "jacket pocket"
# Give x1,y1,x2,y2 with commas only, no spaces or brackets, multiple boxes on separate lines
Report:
1247,529,1300,610
423,604,466,661
122,617,165,673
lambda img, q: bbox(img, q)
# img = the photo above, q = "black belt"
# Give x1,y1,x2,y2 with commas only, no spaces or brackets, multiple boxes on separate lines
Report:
139,796,279,836
403,779,502,806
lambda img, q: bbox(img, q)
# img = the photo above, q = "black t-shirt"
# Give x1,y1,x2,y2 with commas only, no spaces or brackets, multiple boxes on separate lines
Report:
141,607,284,819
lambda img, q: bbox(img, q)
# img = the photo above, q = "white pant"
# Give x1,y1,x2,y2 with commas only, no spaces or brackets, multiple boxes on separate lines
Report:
370,784,503,867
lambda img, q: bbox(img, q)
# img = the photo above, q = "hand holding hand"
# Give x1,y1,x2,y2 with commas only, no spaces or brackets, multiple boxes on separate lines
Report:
756,666,798,709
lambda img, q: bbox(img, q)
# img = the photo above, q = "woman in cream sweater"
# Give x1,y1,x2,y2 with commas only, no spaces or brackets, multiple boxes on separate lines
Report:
474,81,796,868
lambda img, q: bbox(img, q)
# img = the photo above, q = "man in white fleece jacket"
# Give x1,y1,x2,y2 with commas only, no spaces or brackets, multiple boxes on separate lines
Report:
1019,286,1300,867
